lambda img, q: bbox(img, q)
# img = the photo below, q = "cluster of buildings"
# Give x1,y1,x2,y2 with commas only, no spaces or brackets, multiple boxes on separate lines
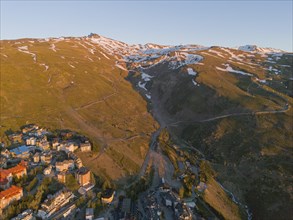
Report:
160,185,193,220
139,178,193,220
161,190,192,220
1,124,92,161
0,124,96,219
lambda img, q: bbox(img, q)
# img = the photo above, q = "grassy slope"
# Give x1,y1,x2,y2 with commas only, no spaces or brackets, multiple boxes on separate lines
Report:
203,177,243,220
0,38,158,179
127,47,293,219
182,111,293,220
1,39,292,218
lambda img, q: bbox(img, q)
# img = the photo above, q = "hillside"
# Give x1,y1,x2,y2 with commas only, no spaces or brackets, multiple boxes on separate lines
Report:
1,34,292,219
0,36,159,179
125,43,293,219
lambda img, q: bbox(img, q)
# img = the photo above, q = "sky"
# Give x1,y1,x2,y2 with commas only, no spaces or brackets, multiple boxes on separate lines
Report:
1,1,292,51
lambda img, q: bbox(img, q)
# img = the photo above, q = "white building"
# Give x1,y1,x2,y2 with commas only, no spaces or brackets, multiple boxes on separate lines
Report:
57,142,78,153
26,137,36,146
55,160,75,172
80,142,91,152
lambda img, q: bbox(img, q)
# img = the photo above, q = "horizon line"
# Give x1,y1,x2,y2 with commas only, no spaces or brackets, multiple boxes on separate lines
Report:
0,33,291,52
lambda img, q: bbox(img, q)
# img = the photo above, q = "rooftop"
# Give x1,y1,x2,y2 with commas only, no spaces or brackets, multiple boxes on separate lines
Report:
0,169,11,179
77,167,89,175
0,185,22,200
10,145,30,155
8,164,26,175
56,159,74,166
0,163,26,180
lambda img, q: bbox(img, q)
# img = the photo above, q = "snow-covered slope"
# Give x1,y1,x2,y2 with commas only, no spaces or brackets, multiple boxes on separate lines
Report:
238,45,285,54
85,33,208,69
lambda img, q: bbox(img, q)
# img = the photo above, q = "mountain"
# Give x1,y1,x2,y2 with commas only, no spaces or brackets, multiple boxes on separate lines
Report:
0,35,159,180
1,34,292,220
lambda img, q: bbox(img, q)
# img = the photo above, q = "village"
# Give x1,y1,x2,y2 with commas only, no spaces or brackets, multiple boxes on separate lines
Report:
0,124,118,220
0,124,213,220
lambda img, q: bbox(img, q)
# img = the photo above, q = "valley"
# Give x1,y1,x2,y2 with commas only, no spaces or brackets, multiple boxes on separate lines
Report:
1,34,292,219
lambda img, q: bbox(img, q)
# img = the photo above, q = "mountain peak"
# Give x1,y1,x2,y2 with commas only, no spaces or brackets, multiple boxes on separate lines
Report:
88,33,100,38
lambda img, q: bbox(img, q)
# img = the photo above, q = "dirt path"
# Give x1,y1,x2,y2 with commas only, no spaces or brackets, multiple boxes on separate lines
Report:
63,105,106,144
62,69,128,155
74,72,119,111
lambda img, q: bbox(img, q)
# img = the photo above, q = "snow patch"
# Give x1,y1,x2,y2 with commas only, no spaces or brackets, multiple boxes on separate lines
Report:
145,94,151,99
220,48,243,61
78,42,95,54
238,45,284,54
169,53,203,69
17,46,37,62
238,45,257,52
138,81,147,91
216,64,252,76
53,37,64,43
40,63,49,71
100,51,110,60
256,78,267,83
68,63,75,68
115,63,127,71
208,49,225,58
48,75,52,83
49,44,57,52
187,68,197,76
141,72,153,81
86,56,93,62
192,79,199,86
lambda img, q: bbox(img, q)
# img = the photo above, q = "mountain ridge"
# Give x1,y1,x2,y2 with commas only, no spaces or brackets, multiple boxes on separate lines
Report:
2,33,290,55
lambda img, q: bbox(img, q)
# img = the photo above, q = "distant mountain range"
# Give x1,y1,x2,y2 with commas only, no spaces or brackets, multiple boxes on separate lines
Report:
1,34,292,220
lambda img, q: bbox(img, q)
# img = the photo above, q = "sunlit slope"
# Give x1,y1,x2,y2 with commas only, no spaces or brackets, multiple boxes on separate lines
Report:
0,38,158,179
